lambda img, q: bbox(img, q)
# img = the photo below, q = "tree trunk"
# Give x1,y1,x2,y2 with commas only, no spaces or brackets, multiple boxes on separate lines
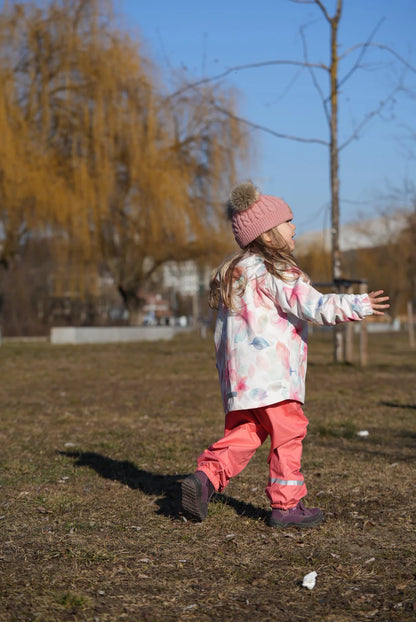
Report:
329,1,343,362
117,285,145,326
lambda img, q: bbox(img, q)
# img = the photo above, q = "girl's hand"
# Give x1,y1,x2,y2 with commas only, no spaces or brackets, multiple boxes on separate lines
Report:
368,290,390,316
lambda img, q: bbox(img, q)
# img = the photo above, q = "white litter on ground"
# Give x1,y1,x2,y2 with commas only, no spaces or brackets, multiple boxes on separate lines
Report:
302,571,317,590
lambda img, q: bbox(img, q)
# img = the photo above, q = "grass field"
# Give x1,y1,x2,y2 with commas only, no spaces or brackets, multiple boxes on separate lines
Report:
0,331,415,621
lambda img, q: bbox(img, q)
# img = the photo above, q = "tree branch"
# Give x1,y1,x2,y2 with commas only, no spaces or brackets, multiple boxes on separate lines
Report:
339,41,416,75
167,59,328,100
299,24,330,124
339,84,401,151
313,0,332,23
337,17,385,91
210,101,328,146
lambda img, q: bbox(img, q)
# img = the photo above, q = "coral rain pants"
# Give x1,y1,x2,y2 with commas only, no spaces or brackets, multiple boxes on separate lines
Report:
197,400,308,509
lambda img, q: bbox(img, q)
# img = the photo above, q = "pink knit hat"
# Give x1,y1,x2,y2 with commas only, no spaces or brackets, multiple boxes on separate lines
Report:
229,182,293,249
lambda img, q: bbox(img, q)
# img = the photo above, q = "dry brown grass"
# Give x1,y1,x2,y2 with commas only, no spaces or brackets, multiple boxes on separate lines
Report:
0,331,415,621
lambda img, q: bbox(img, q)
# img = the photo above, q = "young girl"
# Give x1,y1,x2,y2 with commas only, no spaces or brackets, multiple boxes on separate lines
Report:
181,182,389,528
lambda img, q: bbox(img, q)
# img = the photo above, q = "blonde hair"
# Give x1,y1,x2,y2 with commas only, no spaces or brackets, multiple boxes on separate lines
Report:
209,227,300,311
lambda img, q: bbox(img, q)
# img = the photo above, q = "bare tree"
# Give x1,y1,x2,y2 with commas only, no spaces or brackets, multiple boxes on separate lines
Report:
171,0,415,359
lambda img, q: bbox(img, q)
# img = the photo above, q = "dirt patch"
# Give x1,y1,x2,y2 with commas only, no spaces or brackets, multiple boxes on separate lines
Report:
0,332,415,621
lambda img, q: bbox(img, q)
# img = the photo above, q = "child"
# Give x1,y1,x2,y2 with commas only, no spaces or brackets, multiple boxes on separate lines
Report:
181,182,389,528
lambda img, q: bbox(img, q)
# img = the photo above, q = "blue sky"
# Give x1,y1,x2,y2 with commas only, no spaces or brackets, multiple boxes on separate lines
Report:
118,0,416,234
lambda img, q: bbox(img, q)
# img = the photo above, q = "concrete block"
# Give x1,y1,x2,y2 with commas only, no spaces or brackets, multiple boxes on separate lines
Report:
50,326,177,345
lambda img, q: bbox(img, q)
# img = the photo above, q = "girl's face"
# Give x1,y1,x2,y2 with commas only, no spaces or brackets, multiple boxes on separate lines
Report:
276,219,296,251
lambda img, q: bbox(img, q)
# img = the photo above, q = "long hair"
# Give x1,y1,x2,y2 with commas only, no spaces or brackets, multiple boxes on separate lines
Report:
209,227,300,311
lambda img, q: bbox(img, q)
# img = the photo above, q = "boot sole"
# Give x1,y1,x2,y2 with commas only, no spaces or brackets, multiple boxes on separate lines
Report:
269,512,324,529
181,474,207,521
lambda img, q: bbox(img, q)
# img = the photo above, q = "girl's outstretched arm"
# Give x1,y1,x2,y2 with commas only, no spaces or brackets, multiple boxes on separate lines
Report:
368,290,390,316
265,273,382,326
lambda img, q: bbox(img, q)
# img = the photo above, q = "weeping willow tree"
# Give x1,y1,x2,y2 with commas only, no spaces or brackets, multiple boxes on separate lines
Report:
98,79,246,315
0,0,247,320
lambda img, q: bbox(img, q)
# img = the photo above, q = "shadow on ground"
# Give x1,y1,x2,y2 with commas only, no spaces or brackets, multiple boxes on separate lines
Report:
58,450,268,523
381,401,416,410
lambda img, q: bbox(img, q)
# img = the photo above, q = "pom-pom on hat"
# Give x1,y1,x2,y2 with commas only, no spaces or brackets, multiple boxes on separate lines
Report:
228,181,293,248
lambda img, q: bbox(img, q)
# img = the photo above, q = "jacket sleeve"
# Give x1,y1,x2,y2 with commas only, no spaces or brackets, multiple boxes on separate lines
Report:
265,272,373,326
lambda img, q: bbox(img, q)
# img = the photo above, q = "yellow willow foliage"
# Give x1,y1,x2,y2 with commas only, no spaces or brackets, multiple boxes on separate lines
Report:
0,0,248,300
0,70,73,261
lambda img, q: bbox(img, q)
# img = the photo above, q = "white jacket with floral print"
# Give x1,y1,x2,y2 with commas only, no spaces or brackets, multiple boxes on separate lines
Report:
214,253,373,414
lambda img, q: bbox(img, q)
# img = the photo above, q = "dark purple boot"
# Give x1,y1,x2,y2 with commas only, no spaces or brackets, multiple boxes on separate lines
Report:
181,471,215,521
270,501,324,528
